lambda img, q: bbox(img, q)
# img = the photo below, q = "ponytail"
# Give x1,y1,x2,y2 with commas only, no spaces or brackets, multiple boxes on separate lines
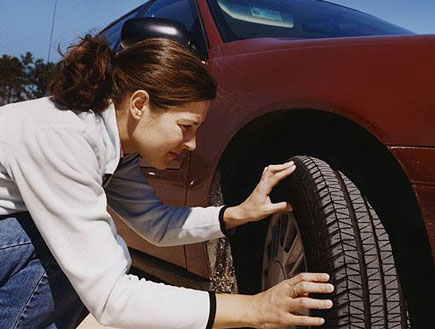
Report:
48,34,217,113
48,35,115,113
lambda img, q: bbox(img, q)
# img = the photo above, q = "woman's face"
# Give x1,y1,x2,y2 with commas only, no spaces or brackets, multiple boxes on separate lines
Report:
119,90,210,170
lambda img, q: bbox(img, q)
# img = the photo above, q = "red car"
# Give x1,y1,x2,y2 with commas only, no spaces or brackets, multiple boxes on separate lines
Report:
101,0,435,327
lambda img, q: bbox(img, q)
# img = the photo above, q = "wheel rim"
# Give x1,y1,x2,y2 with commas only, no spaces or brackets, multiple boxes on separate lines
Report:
262,211,308,329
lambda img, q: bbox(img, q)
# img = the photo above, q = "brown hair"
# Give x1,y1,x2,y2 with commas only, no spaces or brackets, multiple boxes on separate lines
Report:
48,34,217,113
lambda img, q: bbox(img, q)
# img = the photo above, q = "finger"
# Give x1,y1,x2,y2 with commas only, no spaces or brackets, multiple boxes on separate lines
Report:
270,201,292,212
261,165,296,194
288,273,330,285
272,165,296,182
293,281,335,296
261,161,295,180
290,297,333,311
264,161,295,173
287,314,325,327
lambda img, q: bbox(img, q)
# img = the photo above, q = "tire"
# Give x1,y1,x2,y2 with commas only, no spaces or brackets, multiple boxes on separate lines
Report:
236,155,409,328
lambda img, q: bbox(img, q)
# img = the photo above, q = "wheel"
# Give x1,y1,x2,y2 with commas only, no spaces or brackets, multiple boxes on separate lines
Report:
236,155,409,328
262,211,308,329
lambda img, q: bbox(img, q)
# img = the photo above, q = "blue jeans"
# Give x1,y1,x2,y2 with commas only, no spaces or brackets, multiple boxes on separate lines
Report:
0,212,89,329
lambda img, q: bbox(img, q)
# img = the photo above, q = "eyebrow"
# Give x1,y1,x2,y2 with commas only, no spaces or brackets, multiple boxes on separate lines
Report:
183,120,201,126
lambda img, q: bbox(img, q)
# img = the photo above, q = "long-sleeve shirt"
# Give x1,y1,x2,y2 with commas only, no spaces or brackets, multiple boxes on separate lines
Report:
0,97,225,329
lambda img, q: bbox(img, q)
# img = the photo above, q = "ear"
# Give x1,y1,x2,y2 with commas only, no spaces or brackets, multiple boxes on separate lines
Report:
129,90,151,120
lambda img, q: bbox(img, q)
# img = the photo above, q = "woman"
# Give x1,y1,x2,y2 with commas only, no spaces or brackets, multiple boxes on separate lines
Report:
0,35,334,329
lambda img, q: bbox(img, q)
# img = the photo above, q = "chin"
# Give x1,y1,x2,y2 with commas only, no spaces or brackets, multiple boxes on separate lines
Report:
153,160,170,170
139,153,168,170
154,163,169,170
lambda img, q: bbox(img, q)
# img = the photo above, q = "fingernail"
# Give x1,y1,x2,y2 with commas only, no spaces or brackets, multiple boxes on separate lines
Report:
324,273,330,281
328,284,335,292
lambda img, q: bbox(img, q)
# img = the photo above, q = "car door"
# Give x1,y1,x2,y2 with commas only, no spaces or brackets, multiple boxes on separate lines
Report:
110,0,212,277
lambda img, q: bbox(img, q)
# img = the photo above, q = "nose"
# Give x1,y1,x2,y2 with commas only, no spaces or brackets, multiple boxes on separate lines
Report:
183,134,196,151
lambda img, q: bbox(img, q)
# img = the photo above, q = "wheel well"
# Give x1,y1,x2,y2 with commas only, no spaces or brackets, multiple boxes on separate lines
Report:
218,109,434,319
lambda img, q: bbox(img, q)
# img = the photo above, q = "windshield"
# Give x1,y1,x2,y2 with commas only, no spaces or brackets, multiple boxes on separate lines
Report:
207,0,413,42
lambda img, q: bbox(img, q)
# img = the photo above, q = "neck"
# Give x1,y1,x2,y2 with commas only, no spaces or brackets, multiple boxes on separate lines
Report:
115,102,136,154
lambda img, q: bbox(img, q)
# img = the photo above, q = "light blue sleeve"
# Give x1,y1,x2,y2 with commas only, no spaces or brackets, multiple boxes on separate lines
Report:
7,127,213,329
105,153,225,247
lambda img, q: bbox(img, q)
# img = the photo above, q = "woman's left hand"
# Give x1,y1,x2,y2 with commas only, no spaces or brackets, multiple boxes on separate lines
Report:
223,161,296,230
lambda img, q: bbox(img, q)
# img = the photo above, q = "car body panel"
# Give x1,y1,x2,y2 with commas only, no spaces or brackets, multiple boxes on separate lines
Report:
391,147,435,184
391,146,435,257
197,0,223,47
206,35,435,146
413,184,435,254
184,242,211,277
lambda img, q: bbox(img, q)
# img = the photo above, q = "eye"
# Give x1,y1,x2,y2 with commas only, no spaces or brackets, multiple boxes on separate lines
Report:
180,124,191,130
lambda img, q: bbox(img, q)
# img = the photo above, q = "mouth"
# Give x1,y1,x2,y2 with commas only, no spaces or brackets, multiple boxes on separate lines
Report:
168,151,181,160
168,152,177,158
168,150,187,160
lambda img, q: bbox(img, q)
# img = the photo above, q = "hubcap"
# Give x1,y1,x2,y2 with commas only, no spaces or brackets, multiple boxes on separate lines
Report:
262,212,307,329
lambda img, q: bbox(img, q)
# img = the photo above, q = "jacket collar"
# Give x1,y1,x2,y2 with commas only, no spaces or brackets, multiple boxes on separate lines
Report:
99,101,122,175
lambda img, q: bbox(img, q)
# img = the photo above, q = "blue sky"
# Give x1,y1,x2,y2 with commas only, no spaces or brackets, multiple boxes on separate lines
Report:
0,0,146,62
328,0,435,33
1,0,435,63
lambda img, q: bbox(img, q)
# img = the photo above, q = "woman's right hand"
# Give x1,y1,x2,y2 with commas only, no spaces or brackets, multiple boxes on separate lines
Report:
251,272,334,328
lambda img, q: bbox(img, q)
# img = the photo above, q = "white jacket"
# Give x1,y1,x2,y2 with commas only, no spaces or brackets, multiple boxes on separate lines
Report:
0,97,225,329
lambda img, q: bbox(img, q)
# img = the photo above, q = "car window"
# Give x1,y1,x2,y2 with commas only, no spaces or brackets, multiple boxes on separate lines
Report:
142,0,208,58
100,4,148,50
208,0,412,42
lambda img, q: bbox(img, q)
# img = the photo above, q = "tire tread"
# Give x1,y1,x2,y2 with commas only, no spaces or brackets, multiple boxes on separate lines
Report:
291,156,407,328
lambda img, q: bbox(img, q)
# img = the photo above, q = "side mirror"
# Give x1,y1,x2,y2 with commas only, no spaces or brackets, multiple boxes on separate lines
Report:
121,17,195,50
